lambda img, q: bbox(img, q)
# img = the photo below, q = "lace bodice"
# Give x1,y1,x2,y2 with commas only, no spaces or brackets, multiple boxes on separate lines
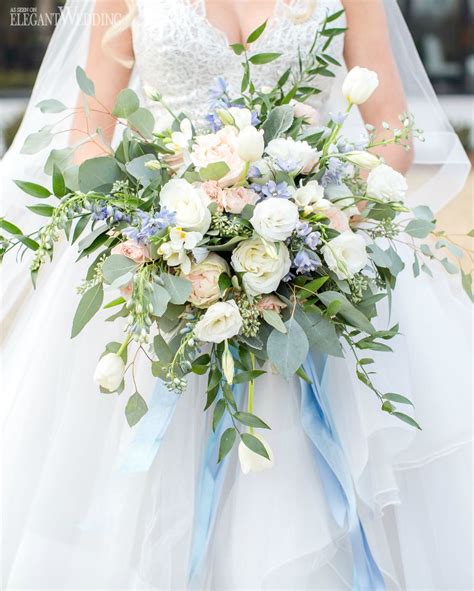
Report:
132,0,345,124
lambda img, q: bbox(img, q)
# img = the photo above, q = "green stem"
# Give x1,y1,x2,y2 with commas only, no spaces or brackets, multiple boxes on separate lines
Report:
117,334,132,356
247,352,255,434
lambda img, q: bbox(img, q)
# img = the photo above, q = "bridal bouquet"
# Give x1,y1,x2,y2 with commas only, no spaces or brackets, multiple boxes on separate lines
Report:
2,13,471,469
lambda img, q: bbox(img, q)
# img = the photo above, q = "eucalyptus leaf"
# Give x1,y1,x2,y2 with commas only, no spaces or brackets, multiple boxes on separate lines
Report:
21,127,53,155
318,291,374,334
267,317,309,380
112,88,140,118
262,105,294,143
151,283,171,316
199,161,230,181
36,99,67,113
76,66,95,96
405,218,435,239
78,156,122,192
125,392,148,427
44,147,75,175
102,254,137,284
128,108,155,139
293,305,343,358
262,309,287,333
153,334,173,364
412,205,434,221
125,154,158,185
162,273,192,304
71,283,104,338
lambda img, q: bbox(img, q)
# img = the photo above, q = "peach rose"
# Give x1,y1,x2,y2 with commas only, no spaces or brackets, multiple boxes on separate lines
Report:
190,126,246,187
257,295,287,313
201,180,225,211
291,100,318,126
325,207,350,233
185,253,230,308
120,281,134,300
112,240,150,263
221,187,258,214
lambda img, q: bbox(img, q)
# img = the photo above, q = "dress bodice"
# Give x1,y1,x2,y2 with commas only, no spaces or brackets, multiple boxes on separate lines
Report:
132,0,345,124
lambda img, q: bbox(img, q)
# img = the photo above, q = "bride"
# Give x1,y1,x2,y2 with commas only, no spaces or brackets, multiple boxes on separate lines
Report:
1,0,472,589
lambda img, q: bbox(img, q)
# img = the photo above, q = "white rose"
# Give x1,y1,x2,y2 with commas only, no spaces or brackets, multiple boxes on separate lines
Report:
266,137,319,175
238,435,274,474
185,253,230,308
231,237,291,296
93,353,125,392
227,106,252,130
345,151,380,170
237,126,265,162
367,163,408,202
194,300,243,344
293,180,331,212
342,66,379,105
250,197,299,241
322,231,368,280
160,178,211,233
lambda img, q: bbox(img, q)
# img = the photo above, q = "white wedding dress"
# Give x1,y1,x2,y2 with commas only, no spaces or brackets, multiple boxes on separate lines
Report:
1,1,472,589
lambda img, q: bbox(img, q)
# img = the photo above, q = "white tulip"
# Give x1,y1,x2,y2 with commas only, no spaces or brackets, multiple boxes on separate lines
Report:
231,237,291,296
322,231,368,280
367,163,408,202
237,126,265,162
194,300,243,344
93,353,125,392
345,151,380,170
250,197,299,241
227,106,253,130
160,179,211,233
342,66,379,105
238,435,274,474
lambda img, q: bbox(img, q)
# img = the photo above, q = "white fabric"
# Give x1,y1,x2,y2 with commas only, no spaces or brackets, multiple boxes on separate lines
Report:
1,0,472,589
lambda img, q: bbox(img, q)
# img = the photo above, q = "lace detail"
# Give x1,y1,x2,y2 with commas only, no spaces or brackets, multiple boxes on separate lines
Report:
132,0,345,124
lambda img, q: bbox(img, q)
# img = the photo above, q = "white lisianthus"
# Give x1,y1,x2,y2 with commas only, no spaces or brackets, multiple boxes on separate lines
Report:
345,151,380,170
184,253,230,308
293,180,331,212
237,126,265,162
194,300,243,344
367,163,408,202
158,227,203,274
153,111,174,134
160,179,211,233
266,137,319,175
227,106,252,130
250,197,299,241
93,353,125,392
231,237,291,296
238,435,274,474
322,231,368,280
342,66,379,105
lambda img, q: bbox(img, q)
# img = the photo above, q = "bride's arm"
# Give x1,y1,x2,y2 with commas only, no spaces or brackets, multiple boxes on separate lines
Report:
342,0,413,174
71,0,134,163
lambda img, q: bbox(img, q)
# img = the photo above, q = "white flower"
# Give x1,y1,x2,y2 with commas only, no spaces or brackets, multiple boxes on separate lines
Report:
367,163,408,202
345,151,380,170
194,300,243,344
237,126,265,162
222,341,235,384
160,178,211,233
250,197,299,241
231,237,291,296
93,353,125,392
293,180,331,212
238,435,274,474
153,111,174,134
248,158,272,182
227,106,252,130
158,227,203,274
322,231,368,280
266,137,319,175
342,66,379,105
184,253,230,308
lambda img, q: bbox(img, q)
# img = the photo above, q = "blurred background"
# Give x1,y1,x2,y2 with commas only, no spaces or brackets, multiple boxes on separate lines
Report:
0,0,472,242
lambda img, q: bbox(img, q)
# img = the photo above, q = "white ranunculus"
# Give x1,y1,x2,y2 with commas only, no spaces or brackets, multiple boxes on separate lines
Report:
367,163,408,202
160,178,211,233
266,137,319,175
237,126,265,162
322,231,368,280
194,300,243,344
293,180,331,211
342,66,379,105
93,353,125,392
345,150,380,170
238,435,274,474
231,237,291,296
250,197,299,241
227,106,253,130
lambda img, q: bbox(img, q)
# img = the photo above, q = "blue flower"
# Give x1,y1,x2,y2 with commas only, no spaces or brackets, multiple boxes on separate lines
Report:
305,231,321,250
295,221,311,237
293,249,321,274
329,111,348,125
248,165,262,179
122,208,176,244
321,157,347,187
255,180,292,200
205,111,223,133
274,158,300,173
250,111,261,126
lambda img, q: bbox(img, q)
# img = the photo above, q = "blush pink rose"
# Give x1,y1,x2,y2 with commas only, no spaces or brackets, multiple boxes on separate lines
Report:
112,240,150,263
221,187,258,214
185,253,230,308
120,282,134,300
257,295,287,313
325,207,350,233
190,126,246,187
201,180,225,211
292,100,318,126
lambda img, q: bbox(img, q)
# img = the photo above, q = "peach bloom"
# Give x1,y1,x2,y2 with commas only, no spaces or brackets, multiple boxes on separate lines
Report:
164,152,185,172
221,187,258,214
112,240,150,263
325,207,350,233
201,180,225,211
120,282,134,300
185,253,230,308
190,126,246,187
292,100,318,126
257,295,287,313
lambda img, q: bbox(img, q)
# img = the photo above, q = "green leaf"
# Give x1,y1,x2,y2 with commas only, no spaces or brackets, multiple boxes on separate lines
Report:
153,334,173,364
76,66,95,96
21,127,53,155
391,411,421,430
36,99,67,113
467,229,474,238
297,276,329,297
232,370,266,384
112,88,140,118
44,147,75,175
412,205,434,221
213,399,226,431
162,273,192,304
218,427,237,462
102,254,137,284
103,296,126,309
262,105,294,143
318,291,374,334
440,257,458,275
383,393,414,406
125,154,158,186
435,239,463,259
78,156,122,192
294,305,343,358
262,309,287,333
199,161,230,181
78,224,109,251
326,9,345,23
125,392,148,427
218,272,232,294
52,164,67,197
128,107,155,139
14,180,51,198
26,204,55,217
241,432,270,460
249,52,281,65
71,216,89,244
267,317,309,380
461,269,473,301
234,411,270,429
230,43,245,55
405,218,435,239
246,20,267,44
71,283,104,338
151,283,171,316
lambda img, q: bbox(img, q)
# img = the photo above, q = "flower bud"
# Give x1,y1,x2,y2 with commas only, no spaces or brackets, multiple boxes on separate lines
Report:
238,435,274,474
222,341,235,385
237,126,265,162
345,150,380,170
93,353,125,392
342,66,379,105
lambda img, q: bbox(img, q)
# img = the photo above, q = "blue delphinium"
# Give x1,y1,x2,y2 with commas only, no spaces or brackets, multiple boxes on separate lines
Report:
122,208,176,244
274,158,300,174
208,77,231,109
251,180,292,200
329,110,348,126
295,221,311,237
293,249,321,275
321,157,347,187
89,201,130,223
305,231,321,250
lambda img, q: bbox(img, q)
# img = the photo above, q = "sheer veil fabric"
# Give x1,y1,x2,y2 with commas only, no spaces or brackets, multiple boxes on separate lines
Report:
1,0,472,589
